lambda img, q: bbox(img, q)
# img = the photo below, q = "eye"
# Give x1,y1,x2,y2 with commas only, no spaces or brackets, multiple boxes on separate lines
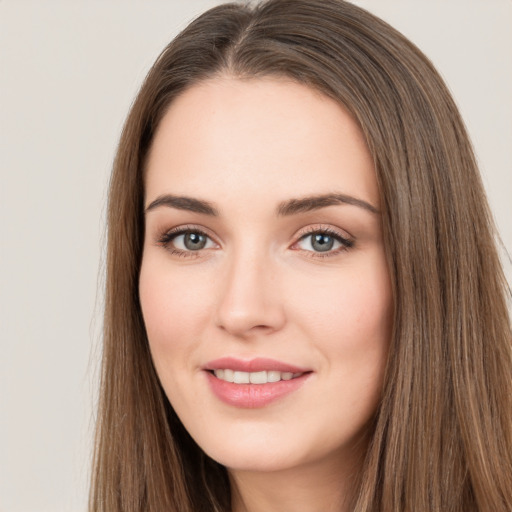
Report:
294,229,353,255
158,227,217,254
173,231,214,251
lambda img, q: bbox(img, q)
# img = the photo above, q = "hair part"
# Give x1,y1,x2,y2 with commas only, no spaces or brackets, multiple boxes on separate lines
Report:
90,1,512,510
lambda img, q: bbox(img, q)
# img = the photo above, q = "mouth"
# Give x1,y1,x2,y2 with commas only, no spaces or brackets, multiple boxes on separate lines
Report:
203,357,312,408
209,369,305,384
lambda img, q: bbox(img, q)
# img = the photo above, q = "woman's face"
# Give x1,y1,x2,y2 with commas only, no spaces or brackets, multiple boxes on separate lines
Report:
140,77,392,474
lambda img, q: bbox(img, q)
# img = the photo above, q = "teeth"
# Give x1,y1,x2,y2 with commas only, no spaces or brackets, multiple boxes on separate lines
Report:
223,369,234,382
233,371,250,384
267,371,281,383
249,371,267,384
213,369,304,384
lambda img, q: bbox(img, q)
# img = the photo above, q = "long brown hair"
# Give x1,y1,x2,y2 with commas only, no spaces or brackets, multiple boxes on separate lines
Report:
90,1,512,510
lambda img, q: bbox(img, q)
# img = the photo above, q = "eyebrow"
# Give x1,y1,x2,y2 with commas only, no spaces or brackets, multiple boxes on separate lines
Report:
277,193,379,216
144,192,379,216
145,194,219,216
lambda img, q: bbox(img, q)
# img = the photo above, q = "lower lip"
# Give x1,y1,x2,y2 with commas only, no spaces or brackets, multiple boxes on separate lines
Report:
205,371,311,408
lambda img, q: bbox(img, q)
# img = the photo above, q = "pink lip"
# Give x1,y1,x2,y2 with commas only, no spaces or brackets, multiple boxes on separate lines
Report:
203,357,312,408
203,357,309,374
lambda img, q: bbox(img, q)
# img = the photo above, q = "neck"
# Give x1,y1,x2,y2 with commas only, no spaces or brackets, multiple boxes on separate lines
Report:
228,447,364,512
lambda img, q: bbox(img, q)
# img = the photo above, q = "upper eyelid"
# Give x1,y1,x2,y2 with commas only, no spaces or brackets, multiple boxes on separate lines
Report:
294,224,353,241
159,224,217,240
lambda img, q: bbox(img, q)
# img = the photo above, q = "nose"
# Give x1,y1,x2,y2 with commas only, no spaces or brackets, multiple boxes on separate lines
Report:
215,248,286,338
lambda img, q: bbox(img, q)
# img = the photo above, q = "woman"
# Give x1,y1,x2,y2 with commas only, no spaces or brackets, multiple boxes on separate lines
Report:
90,0,512,510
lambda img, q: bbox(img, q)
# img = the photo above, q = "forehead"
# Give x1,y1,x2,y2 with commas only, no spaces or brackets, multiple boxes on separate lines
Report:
144,76,379,211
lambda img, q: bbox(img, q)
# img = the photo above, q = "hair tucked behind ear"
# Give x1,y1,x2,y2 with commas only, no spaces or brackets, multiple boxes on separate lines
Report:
90,1,512,510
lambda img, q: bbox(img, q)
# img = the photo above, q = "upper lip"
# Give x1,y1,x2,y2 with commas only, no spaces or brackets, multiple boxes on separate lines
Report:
203,357,310,373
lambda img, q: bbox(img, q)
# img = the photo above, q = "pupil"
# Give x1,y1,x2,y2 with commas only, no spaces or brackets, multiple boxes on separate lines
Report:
312,233,334,252
184,232,206,250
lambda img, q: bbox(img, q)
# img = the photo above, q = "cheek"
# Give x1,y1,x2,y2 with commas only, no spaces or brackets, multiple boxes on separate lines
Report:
290,256,392,401
138,257,213,360
294,258,392,344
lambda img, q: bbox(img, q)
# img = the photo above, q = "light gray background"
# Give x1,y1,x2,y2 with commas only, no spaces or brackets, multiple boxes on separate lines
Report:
1,1,510,511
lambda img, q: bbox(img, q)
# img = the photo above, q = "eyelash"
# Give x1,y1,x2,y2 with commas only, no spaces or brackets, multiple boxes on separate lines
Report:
293,226,354,258
157,225,214,259
157,225,354,259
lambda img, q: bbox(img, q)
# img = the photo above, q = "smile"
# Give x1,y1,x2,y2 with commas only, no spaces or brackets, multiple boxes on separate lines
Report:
212,369,304,384
204,358,312,408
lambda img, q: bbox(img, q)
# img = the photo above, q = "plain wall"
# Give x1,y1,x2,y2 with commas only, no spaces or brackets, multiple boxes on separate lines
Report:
1,1,510,511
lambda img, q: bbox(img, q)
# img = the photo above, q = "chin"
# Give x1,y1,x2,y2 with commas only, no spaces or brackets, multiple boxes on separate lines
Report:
186,421,300,472
191,421,354,476
206,445,303,473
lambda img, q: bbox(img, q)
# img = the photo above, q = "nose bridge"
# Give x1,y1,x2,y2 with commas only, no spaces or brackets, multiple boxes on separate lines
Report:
215,241,285,337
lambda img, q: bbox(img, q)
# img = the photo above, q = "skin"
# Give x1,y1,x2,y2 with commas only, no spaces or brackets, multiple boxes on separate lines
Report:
139,76,393,512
